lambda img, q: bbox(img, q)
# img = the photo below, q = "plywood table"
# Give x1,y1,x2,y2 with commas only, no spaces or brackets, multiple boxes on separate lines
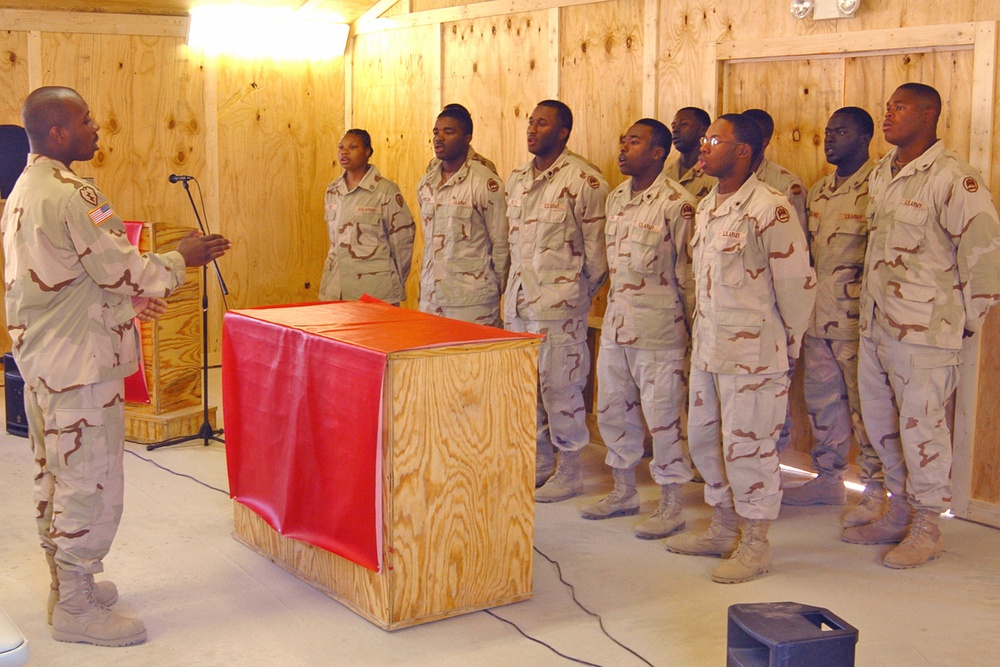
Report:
222,301,540,630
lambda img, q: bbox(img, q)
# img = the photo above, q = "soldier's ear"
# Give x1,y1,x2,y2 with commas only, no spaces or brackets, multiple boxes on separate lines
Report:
652,146,666,162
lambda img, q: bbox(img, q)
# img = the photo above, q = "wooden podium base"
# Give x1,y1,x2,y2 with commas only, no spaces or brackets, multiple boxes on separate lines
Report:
124,404,218,444
233,503,531,631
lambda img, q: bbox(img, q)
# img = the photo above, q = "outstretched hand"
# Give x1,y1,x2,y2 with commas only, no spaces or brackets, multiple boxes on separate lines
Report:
133,296,168,322
177,231,232,267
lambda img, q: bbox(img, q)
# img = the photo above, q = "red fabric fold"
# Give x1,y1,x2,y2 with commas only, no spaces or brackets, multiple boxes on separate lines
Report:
123,221,150,404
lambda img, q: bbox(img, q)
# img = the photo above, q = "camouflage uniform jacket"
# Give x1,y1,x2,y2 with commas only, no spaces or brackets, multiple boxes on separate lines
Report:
2,154,186,393
416,157,509,307
756,157,808,234
603,171,696,351
860,141,1000,349
691,174,816,374
426,146,498,176
665,157,716,201
806,161,873,340
320,165,415,304
504,148,609,321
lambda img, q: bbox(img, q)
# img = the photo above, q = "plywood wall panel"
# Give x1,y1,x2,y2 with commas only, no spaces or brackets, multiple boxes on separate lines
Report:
558,0,643,191
0,30,29,124
214,55,343,311
441,11,550,179
352,25,438,309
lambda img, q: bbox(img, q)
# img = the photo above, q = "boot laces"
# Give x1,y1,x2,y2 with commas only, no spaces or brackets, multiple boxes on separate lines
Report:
860,485,887,510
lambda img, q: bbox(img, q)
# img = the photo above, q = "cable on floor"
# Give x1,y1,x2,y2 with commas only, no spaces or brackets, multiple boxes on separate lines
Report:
484,609,606,667
533,545,656,667
126,448,229,496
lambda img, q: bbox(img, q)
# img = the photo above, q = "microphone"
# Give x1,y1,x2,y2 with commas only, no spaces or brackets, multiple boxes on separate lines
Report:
169,174,194,183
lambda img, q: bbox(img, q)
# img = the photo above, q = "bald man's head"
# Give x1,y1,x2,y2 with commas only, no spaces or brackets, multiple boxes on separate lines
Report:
22,86,99,165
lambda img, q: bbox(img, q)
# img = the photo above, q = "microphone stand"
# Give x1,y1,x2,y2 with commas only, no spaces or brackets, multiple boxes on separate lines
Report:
147,178,229,451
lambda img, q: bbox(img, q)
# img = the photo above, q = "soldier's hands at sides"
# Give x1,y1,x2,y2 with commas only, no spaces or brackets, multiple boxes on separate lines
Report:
177,231,232,267
132,296,168,322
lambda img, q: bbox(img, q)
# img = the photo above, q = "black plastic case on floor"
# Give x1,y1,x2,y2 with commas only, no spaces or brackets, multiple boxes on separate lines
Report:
4,352,28,438
727,601,858,666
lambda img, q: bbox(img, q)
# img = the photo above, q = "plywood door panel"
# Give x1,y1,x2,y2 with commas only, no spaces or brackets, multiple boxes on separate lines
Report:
723,58,845,189
846,51,974,163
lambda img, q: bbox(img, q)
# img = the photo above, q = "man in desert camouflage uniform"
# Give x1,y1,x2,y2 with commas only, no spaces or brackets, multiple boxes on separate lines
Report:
504,99,609,500
842,83,1000,568
743,108,810,455
319,129,415,305
782,107,884,521
664,114,815,583
666,107,716,201
579,119,696,538
417,106,508,326
2,86,230,646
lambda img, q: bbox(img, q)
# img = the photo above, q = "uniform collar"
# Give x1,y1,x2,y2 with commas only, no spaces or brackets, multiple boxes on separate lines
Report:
621,170,671,205
429,155,472,189
706,173,762,217
826,159,874,194
884,140,944,179
28,154,72,172
334,164,382,194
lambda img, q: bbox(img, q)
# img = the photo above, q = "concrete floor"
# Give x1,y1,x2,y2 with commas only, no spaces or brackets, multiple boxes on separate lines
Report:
2,370,999,666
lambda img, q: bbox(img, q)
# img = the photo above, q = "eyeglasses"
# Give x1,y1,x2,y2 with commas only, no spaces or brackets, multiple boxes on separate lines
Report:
700,136,746,148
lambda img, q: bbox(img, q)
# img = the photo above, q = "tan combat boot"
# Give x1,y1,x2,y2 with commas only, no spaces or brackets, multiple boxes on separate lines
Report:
46,550,118,624
712,518,772,583
536,439,556,488
841,493,910,544
882,509,943,569
842,481,889,527
535,450,583,503
780,471,846,506
580,467,639,519
634,483,685,539
664,504,739,557
51,568,146,647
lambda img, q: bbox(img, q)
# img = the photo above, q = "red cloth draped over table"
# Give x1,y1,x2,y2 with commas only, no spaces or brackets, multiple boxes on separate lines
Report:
222,300,536,573
123,221,149,403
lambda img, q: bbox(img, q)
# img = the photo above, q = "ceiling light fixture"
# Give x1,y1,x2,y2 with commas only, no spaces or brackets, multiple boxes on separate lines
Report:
188,4,349,60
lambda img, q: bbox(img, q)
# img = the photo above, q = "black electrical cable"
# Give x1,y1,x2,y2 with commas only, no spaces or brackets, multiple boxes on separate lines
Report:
532,545,657,667
484,608,606,667
126,448,229,495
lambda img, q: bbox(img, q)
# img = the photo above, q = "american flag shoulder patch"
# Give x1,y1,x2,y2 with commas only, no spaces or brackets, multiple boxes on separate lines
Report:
89,202,114,226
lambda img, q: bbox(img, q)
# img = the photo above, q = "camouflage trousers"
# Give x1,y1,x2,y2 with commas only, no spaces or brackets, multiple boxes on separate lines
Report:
506,314,590,454
858,319,958,512
802,335,881,482
596,341,692,485
688,367,788,520
419,299,501,328
24,379,126,574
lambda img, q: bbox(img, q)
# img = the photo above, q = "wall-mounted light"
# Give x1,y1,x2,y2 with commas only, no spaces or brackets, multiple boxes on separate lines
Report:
790,0,860,20
188,4,349,60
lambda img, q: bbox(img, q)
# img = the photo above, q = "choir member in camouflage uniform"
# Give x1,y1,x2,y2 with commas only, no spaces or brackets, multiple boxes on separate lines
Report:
843,84,1000,568
504,100,609,500
666,107,716,201
782,107,883,517
579,119,696,539
319,129,415,305
2,86,230,645
664,114,816,583
417,106,508,326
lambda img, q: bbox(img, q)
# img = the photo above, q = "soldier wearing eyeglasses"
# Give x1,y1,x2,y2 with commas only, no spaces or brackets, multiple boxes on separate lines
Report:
665,114,815,584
